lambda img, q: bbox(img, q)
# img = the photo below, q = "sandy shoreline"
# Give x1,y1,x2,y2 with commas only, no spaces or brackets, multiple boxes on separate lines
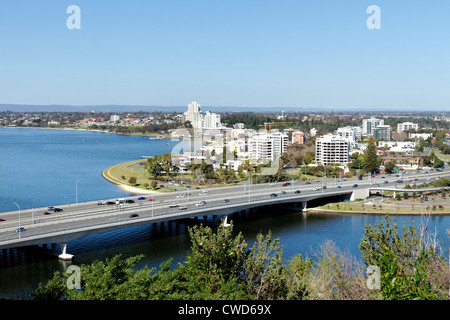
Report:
117,184,160,195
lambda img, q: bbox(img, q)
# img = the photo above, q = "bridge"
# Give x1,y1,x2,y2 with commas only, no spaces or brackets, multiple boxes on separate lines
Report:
0,169,448,260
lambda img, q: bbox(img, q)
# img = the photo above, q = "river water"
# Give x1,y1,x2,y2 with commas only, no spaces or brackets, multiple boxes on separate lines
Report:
0,127,449,299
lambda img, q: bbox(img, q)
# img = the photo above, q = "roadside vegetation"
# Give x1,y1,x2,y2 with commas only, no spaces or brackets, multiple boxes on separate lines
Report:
32,215,449,300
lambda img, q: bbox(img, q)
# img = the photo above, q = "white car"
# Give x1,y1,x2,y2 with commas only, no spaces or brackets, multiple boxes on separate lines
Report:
169,203,178,208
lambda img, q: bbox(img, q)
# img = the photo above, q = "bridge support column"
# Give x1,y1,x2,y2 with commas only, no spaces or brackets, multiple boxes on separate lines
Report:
58,242,74,261
302,201,307,210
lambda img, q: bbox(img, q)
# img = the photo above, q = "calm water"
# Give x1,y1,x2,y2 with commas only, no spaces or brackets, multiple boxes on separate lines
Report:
0,127,449,299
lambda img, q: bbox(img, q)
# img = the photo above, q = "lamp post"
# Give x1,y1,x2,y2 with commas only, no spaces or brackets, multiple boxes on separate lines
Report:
76,178,81,204
13,202,21,238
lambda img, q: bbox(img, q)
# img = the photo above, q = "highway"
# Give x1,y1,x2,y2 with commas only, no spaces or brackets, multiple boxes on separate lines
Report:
0,167,448,248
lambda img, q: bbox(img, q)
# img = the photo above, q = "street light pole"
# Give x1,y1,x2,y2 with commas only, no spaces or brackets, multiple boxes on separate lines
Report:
76,178,81,204
13,202,21,238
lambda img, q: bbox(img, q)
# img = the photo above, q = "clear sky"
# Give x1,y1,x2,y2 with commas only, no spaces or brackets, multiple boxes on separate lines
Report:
0,0,449,111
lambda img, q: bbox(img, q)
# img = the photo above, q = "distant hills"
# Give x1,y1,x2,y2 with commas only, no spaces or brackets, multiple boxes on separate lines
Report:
0,104,446,114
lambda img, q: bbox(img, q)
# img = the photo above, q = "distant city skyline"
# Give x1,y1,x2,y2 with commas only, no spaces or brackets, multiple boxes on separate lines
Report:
0,1,449,111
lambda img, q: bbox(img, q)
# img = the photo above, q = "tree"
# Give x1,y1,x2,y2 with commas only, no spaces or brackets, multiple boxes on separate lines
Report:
304,154,313,165
363,138,380,173
128,176,137,185
358,215,446,300
384,161,396,174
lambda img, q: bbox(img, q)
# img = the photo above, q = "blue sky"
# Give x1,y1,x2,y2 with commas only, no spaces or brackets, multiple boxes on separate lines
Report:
0,0,449,111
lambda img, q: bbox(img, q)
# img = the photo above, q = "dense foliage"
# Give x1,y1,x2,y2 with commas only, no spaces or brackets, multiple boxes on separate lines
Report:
32,216,449,300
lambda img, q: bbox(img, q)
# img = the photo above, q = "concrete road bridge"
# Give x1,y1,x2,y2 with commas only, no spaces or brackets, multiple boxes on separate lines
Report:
0,169,448,260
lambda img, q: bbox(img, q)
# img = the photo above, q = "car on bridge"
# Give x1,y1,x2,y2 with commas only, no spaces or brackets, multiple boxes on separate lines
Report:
223,199,230,203
169,203,178,208
0,218,5,222
53,208,63,212
352,184,358,188
137,197,146,200
281,191,287,194
384,180,389,184
295,190,301,194
196,201,207,207
270,193,278,197
98,200,107,205
179,206,188,210
129,214,139,218
44,211,52,215
15,227,26,232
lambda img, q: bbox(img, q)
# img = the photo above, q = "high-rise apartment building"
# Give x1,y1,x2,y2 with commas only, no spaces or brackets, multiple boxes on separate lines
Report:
362,118,384,136
292,131,307,144
248,132,289,162
182,101,221,130
373,125,393,141
315,134,350,165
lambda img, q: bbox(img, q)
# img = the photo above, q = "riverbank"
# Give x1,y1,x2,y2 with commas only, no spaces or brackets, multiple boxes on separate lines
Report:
2,125,172,138
102,160,160,195
314,200,450,215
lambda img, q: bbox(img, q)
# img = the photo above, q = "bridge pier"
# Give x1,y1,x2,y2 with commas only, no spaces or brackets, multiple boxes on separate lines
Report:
58,242,74,261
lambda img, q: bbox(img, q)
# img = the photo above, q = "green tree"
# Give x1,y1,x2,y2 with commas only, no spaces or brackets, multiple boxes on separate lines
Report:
363,138,380,174
304,154,313,165
128,176,137,185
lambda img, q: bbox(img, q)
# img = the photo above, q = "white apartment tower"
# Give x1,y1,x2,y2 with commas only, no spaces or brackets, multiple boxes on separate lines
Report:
362,118,384,136
248,132,289,162
315,134,350,165
183,101,221,130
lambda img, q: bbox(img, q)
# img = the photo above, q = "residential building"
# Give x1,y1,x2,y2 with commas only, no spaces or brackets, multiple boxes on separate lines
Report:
248,132,289,162
315,134,350,165
362,118,384,136
292,131,307,144
335,126,362,142
373,125,393,141
182,101,221,130
397,122,418,133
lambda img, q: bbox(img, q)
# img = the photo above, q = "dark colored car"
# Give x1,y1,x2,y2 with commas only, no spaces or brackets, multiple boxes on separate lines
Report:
129,214,139,218
295,190,301,194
